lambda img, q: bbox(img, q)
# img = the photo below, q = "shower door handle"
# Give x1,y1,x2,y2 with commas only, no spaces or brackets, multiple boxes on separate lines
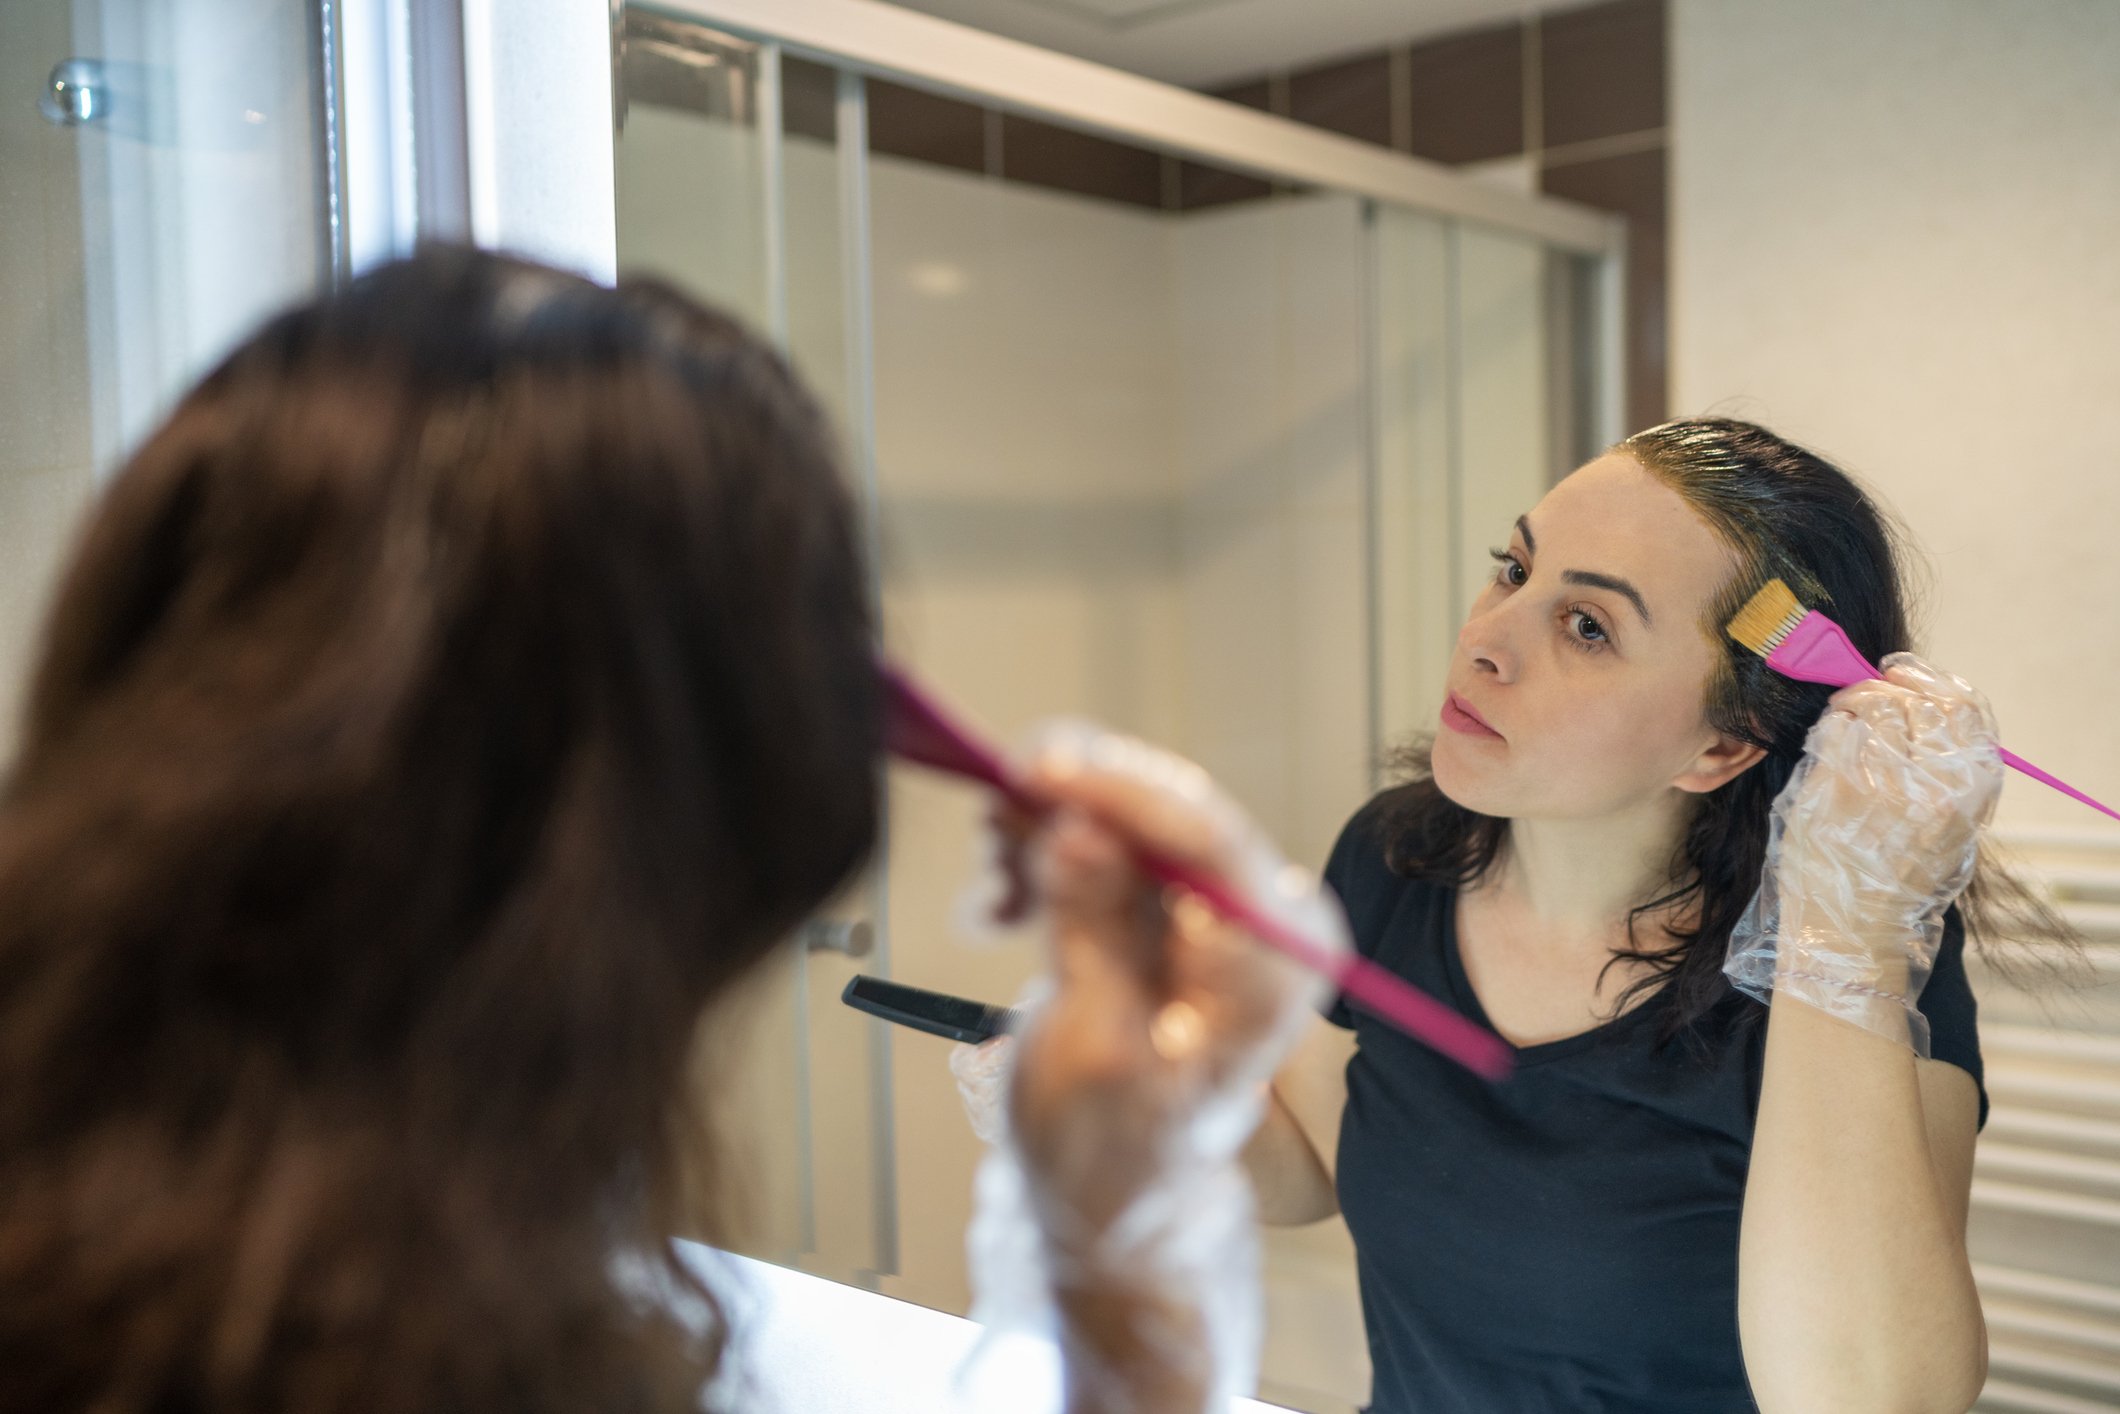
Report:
40,59,108,127
803,918,875,959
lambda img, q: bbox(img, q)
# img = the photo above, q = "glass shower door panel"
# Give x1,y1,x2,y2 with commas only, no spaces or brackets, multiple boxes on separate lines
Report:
615,23,892,1286
866,121,1375,1414
1371,206,1456,758
614,16,771,326
1544,250,1606,478
1169,191,1373,872
1372,219,1570,743
1,0,325,761
1372,216,1568,761
778,59,898,1293
864,127,1197,1316
613,19,810,1268
1454,224,1555,613
1169,187,1375,1414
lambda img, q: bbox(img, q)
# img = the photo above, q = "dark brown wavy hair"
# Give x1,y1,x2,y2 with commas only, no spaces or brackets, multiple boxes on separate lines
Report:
1381,417,2076,1046
0,248,880,1412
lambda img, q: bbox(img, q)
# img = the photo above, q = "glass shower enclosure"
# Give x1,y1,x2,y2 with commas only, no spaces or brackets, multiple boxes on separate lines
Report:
0,0,336,762
610,4,1622,1408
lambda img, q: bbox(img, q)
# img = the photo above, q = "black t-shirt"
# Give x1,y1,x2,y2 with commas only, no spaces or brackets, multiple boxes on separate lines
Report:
1321,791,1986,1414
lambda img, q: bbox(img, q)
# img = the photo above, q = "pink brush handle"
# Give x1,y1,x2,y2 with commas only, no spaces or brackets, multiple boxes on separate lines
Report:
879,662,1515,1078
1768,613,2120,822
1144,856,1516,1081
1998,748,2120,824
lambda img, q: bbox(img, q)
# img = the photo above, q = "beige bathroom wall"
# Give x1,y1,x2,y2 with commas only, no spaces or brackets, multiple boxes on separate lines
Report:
1669,0,2120,837
1670,11,2120,1406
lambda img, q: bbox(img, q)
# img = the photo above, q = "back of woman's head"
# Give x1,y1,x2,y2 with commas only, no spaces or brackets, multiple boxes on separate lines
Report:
0,246,879,1412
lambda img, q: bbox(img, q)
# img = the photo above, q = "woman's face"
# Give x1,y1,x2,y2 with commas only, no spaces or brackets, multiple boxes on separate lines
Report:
1431,453,1762,821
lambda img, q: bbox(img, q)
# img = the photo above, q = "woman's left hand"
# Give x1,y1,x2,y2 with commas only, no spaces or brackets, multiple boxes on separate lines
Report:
1769,651,2003,985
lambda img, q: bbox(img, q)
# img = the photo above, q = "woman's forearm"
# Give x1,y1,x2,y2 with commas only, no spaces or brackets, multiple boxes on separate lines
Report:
1052,1267,1211,1414
1241,1084,1338,1225
1738,994,1986,1413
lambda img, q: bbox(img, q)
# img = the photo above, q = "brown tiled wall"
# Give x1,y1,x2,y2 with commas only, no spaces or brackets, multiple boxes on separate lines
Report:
1288,53,1395,150
1402,23,1524,164
1203,0,1669,431
851,74,1273,216
1540,0,1666,148
1542,148,1666,435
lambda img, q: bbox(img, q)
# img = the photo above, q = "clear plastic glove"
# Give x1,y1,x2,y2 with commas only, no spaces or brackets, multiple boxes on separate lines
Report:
959,720,1349,1414
949,1031,1016,1148
1725,652,2003,1054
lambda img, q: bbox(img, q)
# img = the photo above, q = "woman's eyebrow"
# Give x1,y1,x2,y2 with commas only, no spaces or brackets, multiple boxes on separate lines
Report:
1517,514,1653,627
1561,570,1653,627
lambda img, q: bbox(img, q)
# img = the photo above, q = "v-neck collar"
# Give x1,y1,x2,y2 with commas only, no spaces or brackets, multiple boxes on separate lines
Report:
1440,886,1670,1067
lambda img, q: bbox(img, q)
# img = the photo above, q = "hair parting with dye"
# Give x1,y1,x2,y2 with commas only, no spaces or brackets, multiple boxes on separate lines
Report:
1381,416,2081,1047
0,249,881,1412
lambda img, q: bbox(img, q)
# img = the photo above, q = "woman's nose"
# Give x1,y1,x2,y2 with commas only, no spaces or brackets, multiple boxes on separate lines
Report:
1457,607,1519,683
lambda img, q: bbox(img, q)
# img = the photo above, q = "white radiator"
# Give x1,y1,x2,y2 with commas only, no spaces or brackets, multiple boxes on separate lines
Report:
1969,827,2120,1413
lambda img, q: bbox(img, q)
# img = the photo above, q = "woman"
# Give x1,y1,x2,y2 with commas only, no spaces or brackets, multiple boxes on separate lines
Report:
0,247,1316,1414
1245,420,2072,1412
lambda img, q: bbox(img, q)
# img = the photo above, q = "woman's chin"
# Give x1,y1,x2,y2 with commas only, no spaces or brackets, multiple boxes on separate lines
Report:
1430,738,1498,813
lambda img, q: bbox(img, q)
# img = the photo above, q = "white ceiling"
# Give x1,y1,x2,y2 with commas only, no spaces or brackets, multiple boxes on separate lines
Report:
875,0,1541,87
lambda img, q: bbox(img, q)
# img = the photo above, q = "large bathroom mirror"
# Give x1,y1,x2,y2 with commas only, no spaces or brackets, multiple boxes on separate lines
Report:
612,5,1616,1408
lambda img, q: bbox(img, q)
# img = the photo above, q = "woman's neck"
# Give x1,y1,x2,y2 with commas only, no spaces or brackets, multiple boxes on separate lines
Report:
1487,791,1694,940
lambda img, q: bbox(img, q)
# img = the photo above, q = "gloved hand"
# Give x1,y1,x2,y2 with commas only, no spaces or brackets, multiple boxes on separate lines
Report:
956,720,1348,1413
949,1031,1014,1148
1726,652,2003,1054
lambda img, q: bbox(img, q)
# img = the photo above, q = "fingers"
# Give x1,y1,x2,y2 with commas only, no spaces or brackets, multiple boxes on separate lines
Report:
1880,650,1975,702
989,722,1341,1071
1037,807,1148,928
950,1035,1016,1146
1822,655,1999,766
1031,823,1319,1121
1019,721,1334,942
1020,722,1250,882
1879,651,2000,752
1787,654,2002,916
981,799,1040,926
977,722,1251,1014
1036,807,1170,1015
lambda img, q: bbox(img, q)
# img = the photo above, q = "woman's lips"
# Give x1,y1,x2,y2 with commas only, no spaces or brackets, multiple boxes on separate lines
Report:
1441,692,1503,739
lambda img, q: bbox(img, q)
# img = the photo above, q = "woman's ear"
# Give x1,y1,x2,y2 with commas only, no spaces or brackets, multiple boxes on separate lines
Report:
1673,732,1768,795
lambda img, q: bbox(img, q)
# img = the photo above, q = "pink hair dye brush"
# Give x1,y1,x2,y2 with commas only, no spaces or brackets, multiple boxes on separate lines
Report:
879,660,1516,1081
1726,579,2120,824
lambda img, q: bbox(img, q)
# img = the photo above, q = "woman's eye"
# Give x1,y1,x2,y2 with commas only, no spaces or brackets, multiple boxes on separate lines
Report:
1489,549,1528,588
1571,610,1607,645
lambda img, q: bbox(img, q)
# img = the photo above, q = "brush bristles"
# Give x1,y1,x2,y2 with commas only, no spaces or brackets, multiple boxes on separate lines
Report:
1725,578,1808,658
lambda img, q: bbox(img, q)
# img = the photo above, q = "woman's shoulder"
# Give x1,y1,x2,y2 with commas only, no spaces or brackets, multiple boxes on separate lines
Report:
1324,787,1411,885
1322,789,1454,1027
1324,787,1449,938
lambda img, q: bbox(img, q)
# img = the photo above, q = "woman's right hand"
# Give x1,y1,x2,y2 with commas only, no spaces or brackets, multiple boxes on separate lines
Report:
956,726,1346,1414
1001,727,1344,1238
